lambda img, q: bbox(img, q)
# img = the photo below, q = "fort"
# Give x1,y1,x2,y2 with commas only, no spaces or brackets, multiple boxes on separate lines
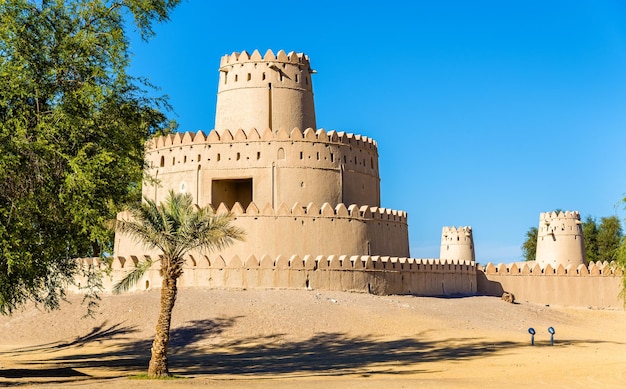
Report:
86,50,623,310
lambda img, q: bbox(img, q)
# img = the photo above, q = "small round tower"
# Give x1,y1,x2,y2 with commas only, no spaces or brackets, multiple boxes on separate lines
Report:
440,226,475,262
535,211,586,268
215,49,316,133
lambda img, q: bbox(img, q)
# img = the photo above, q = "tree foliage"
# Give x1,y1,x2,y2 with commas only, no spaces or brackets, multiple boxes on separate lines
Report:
521,227,538,262
114,191,245,377
0,0,180,315
596,216,622,262
582,216,598,263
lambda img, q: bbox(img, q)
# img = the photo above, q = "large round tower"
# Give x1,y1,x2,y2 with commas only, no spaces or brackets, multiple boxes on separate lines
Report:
116,49,404,260
440,226,475,262
535,211,586,268
215,49,316,133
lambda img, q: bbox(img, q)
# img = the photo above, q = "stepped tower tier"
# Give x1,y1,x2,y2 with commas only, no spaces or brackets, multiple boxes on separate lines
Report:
440,226,475,262
215,49,316,133
142,128,381,209
535,211,586,268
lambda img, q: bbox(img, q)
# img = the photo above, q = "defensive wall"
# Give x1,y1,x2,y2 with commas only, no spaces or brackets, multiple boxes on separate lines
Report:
72,256,477,297
477,261,624,309
115,200,410,260
143,128,381,209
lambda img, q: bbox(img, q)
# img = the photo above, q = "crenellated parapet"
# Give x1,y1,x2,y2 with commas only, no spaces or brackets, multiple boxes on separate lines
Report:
207,201,407,223
219,49,312,71
104,255,474,272
148,128,378,151
479,261,622,277
71,255,477,297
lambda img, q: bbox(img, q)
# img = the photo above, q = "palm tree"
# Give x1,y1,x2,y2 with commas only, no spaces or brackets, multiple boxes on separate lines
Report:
114,190,244,377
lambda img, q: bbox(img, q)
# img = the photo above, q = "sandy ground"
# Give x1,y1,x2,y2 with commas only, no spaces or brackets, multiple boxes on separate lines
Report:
0,288,625,388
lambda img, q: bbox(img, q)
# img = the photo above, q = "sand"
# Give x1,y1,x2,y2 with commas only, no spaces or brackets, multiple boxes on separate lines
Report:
0,288,625,388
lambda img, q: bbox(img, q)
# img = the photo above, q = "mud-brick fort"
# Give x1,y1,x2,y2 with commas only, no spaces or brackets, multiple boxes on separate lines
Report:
86,49,623,309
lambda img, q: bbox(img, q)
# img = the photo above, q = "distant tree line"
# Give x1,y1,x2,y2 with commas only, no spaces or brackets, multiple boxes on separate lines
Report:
521,214,623,263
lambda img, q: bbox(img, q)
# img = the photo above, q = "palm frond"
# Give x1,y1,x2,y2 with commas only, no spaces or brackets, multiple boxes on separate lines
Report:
184,211,246,254
115,190,245,285
113,258,155,294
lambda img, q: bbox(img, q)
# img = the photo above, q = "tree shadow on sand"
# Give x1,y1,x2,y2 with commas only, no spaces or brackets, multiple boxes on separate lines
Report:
0,317,234,383
0,321,140,354
2,316,623,382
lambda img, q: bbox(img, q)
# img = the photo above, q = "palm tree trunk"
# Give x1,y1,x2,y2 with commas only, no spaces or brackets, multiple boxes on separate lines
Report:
148,273,178,377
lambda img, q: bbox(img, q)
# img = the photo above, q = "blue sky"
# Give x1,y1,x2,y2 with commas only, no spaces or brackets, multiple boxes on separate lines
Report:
126,0,626,263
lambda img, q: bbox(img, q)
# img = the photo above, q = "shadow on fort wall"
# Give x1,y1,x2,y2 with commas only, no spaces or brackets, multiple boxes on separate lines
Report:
2,315,619,385
476,270,504,297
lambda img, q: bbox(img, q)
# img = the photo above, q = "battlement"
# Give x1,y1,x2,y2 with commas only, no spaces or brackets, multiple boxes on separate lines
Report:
197,201,407,224
80,255,474,272
479,261,622,277
148,128,378,151
441,226,473,242
73,254,477,297
539,210,581,220
219,49,311,69
538,210,583,234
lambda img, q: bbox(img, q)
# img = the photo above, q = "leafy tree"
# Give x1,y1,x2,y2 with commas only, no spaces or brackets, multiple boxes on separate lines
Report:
114,191,245,377
583,216,598,263
596,216,622,262
521,227,538,261
0,0,180,314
